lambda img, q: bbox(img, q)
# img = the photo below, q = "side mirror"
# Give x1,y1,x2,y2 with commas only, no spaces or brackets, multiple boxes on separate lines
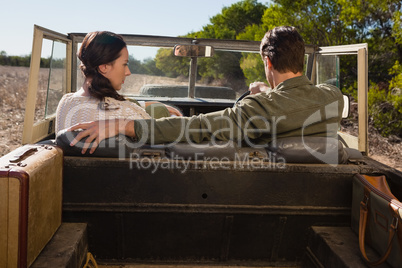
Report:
342,95,350,119
173,45,214,57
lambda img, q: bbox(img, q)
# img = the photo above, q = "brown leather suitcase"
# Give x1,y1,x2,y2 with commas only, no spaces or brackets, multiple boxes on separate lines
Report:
0,144,63,268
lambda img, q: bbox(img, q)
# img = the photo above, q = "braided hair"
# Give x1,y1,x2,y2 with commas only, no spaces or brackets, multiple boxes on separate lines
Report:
78,31,126,101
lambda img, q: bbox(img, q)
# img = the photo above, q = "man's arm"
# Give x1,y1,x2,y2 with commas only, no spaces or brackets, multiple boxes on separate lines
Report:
135,97,271,145
67,105,247,153
134,110,242,145
67,119,135,154
66,94,273,153
144,101,183,117
248,82,270,94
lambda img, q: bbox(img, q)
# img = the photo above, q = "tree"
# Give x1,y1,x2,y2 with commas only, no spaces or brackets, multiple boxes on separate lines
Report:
155,48,189,78
236,3,293,83
128,56,147,74
0,51,7,65
389,61,402,91
185,0,267,88
141,58,164,76
239,53,265,84
195,0,266,39
337,0,402,85
152,0,267,90
237,0,402,89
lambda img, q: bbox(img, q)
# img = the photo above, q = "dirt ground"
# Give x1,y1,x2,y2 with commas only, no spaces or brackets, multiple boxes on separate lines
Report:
0,66,401,171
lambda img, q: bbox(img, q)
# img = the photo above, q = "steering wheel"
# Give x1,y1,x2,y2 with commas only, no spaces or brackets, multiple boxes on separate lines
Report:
233,91,251,107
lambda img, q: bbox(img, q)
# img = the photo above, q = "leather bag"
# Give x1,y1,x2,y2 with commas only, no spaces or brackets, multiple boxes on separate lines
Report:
351,174,402,267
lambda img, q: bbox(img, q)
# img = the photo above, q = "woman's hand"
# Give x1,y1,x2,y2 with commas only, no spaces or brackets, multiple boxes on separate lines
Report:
67,119,135,154
248,82,270,95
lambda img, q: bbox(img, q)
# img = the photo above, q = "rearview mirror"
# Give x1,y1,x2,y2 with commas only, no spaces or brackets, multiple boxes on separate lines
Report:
173,45,214,57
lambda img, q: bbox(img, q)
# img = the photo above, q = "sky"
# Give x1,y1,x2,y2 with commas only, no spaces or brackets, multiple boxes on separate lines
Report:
1,0,268,59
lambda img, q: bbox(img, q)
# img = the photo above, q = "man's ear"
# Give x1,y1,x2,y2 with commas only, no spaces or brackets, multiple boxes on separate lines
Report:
265,56,273,69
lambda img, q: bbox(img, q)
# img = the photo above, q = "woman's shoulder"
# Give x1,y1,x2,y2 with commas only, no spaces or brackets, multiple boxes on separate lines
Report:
59,92,75,100
104,97,138,107
60,92,97,103
103,97,151,118
58,93,75,107
57,93,100,113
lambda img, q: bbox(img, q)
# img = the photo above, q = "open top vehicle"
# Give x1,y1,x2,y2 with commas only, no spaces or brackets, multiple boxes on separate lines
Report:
1,25,401,267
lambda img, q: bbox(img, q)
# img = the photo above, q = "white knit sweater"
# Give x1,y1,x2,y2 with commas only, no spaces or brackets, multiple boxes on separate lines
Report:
55,93,150,134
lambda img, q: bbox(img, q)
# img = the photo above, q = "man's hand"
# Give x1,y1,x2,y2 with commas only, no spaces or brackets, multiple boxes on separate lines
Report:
67,119,135,154
248,82,270,95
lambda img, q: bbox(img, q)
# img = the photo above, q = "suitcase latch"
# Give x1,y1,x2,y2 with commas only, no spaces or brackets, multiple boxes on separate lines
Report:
3,162,27,169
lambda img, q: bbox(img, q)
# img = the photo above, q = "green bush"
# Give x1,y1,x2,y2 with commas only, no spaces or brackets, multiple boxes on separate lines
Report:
343,60,402,138
368,84,402,137
389,60,402,93
342,81,358,100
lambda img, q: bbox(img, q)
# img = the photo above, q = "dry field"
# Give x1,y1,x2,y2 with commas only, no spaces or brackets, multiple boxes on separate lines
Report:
0,66,401,171
0,66,191,157
1,66,32,155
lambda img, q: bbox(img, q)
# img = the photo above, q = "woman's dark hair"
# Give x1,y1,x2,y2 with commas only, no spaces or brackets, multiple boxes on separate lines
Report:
78,31,126,101
260,26,305,74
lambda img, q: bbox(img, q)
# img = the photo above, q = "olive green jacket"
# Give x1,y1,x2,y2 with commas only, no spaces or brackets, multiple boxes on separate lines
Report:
134,76,344,146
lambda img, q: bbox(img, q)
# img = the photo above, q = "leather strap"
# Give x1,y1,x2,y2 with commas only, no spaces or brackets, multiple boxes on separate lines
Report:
391,202,402,259
358,191,398,266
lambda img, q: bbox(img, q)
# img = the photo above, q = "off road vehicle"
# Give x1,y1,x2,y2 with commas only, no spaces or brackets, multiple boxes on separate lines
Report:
1,25,401,267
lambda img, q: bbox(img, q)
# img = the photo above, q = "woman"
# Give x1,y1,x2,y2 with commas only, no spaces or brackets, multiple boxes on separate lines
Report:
56,31,180,134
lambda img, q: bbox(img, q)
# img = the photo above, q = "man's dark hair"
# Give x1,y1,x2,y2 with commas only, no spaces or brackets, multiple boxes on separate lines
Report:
260,26,305,74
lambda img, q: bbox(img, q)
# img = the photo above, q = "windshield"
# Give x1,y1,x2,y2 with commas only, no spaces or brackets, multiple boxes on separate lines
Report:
74,43,318,99
75,44,263,99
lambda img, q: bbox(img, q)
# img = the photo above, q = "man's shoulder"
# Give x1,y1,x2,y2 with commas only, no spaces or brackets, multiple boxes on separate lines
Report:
316,83,341,92
316,83,343,97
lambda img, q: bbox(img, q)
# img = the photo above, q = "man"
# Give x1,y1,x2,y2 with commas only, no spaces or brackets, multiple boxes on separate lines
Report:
68,26,343,154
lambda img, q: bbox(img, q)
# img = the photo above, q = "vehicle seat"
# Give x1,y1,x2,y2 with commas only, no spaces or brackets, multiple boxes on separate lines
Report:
55,130,359,164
